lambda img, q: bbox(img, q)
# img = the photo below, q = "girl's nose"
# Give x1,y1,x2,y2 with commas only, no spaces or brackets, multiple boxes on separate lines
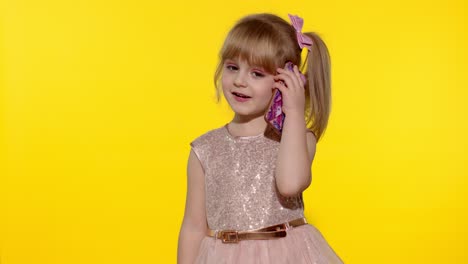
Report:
234,72,247,87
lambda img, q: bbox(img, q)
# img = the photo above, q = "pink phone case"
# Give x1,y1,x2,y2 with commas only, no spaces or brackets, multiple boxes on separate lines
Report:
264,62,306,135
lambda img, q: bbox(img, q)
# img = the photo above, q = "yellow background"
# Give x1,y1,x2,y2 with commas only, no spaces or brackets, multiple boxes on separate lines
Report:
1,0,467,263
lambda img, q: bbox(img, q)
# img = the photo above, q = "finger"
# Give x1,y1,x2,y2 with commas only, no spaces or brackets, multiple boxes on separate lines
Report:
277,68,296,80
274,72,294,88
272,80,287,94
293,65,305,87
278,67,301,91
290,65,304,90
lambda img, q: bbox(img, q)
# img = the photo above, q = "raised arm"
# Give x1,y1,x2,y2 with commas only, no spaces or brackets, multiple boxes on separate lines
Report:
275,111,317,197
273,65,318,198
177,149,208,264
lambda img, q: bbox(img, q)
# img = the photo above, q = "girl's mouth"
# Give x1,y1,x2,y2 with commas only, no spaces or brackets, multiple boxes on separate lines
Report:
232,92,251,102
232,92,251,98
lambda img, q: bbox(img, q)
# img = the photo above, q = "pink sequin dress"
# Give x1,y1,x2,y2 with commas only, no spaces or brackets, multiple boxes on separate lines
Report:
190,123,344,264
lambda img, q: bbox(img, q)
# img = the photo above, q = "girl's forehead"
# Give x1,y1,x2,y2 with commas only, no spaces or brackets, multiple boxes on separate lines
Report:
221,39,281,73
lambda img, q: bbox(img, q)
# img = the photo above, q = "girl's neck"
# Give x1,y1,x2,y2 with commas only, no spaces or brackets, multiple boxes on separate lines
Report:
229,114,268,137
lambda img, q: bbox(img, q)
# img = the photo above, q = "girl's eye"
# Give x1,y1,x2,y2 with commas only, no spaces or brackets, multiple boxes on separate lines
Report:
252,71,264,78
226,65,238,71
225,63,265,78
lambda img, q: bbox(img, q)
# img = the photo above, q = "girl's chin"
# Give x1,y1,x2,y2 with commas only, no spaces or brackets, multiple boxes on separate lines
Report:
230,107,266,119
226,98,270,117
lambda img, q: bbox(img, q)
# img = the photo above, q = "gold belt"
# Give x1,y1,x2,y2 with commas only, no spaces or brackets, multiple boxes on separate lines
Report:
207,217,307,244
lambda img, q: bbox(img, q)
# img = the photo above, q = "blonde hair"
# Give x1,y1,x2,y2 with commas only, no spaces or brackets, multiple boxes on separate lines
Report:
214,13,331,142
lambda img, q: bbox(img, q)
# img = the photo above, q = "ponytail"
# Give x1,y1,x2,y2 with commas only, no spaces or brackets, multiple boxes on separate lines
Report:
302,32,331,142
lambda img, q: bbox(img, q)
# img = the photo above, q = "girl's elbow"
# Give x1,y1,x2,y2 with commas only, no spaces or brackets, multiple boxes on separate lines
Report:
277,174,312,197
277,183,306,197
278,187,302,197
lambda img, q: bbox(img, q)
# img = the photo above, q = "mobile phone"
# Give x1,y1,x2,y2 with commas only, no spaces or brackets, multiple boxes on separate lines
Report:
264,62,306,136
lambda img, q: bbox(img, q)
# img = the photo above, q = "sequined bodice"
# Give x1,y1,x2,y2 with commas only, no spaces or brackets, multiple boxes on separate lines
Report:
190,124,304,231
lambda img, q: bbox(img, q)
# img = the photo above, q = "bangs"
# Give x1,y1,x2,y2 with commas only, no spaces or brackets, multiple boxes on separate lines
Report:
220,24,286,74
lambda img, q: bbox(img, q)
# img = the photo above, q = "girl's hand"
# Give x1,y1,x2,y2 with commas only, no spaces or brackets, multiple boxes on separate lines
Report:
273,64,306,116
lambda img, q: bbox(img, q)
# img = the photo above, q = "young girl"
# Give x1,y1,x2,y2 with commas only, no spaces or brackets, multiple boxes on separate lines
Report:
178,13,344,263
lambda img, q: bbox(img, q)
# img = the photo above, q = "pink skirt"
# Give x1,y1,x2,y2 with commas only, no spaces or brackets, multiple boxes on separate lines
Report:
195,224,344,264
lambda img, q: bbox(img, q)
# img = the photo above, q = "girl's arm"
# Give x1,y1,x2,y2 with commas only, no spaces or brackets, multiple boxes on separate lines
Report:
275,111,317,197
177,149,208,264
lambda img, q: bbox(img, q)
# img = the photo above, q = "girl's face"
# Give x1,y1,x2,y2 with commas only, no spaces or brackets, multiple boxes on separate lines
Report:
221,58,276,118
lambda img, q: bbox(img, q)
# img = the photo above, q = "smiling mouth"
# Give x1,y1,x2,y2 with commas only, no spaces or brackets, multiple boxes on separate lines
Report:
232,92,251,98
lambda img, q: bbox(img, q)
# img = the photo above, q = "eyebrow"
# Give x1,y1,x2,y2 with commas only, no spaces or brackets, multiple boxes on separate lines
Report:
224,59,238,64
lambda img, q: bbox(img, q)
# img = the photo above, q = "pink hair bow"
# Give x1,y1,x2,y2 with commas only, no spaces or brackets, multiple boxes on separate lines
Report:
288,14,313,51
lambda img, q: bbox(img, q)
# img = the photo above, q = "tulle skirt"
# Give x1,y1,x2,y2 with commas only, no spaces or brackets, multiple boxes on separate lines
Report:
195,224,344,264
